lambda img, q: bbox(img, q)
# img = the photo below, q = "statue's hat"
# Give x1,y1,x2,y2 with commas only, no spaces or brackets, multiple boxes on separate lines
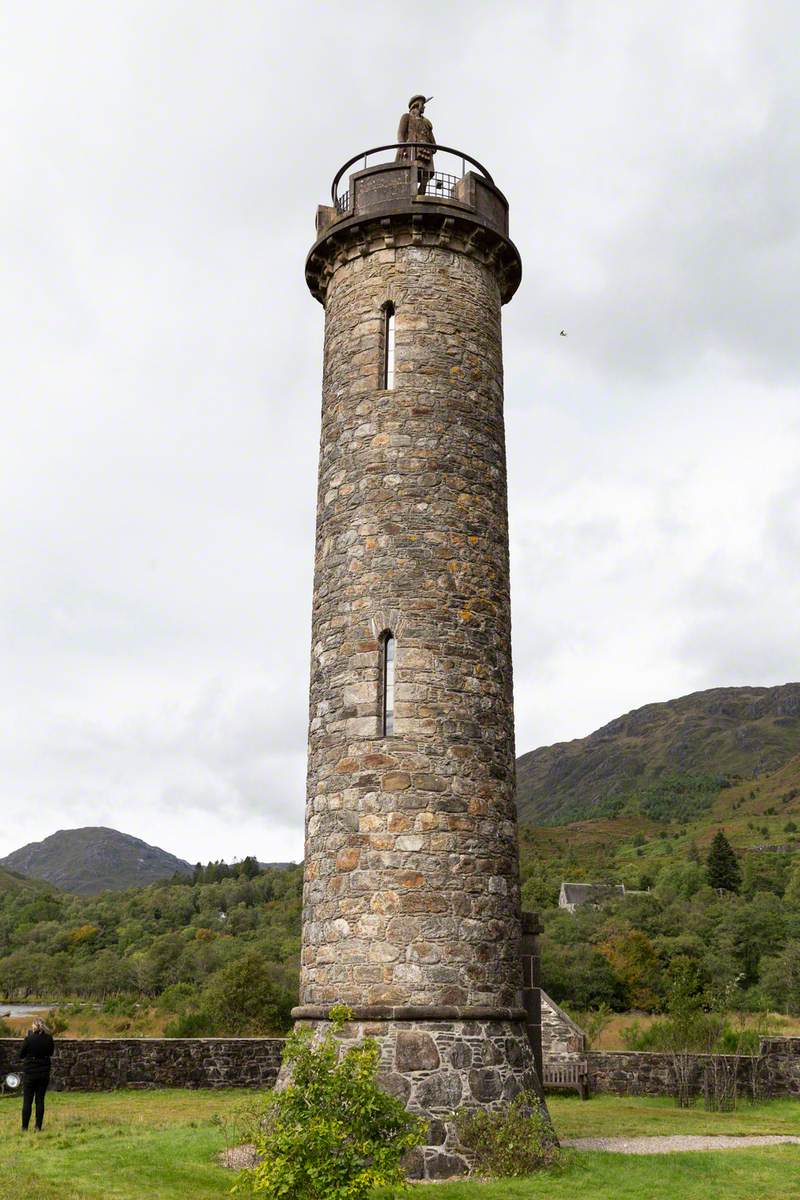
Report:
408,94,432,108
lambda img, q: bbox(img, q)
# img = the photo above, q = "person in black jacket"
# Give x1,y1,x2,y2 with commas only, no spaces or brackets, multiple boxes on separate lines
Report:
19,1017,55,1131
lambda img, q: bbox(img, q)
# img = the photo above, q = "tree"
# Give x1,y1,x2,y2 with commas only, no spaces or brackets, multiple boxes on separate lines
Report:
741,853,788,899
654,861,704,903
541,940,623,1010
241,855,261,880
718,891,786,986
598,925,663,1011
782,859,800,908
203,950,293,1034
761,942,800,1015
706,831,741,893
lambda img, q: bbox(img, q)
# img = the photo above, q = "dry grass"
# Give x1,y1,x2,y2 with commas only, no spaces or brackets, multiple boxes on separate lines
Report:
2,1007,171,1039
590,1011,800,1051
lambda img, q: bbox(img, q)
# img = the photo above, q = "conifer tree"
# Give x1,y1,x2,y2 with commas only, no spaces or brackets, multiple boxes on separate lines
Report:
706,830,741,893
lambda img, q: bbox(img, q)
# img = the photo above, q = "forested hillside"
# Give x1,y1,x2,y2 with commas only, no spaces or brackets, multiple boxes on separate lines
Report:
0,861,302,1035
4,822,800,1027
4,684,800,1033
0,867,47,899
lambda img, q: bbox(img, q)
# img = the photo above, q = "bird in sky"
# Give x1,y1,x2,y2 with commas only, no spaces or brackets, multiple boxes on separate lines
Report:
559,330,567,337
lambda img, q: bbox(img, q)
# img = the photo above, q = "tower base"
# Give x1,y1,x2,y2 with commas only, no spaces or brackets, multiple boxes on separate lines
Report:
291,1007,549,1180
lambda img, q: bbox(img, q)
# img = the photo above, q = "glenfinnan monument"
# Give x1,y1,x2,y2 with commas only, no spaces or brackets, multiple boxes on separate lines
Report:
295,97,544,1178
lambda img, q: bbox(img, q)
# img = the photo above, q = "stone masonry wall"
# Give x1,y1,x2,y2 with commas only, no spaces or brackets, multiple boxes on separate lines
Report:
0,1038,283,1091
300,1015,541,1180
761,1037,800,1056
6,1036,800,1102
540,990,586,1065
587,1049,800,1098
301,241,521,1010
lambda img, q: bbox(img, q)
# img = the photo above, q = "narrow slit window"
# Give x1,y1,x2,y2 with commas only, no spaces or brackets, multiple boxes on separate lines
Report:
381,632,396,736
381,303,396,390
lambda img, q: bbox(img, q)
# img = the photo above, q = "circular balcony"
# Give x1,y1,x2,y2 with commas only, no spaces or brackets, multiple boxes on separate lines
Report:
331,143,495,211
306,144,521,305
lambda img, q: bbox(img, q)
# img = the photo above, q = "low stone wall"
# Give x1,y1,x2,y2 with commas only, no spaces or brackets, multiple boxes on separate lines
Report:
5,1032,800,1102
0,1038,284,1091
587,1049,800,1099
761,1037,800,1056
588,1050,689,1095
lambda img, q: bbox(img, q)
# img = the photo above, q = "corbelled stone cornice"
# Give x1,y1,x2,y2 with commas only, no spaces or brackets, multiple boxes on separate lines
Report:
306,205,522,306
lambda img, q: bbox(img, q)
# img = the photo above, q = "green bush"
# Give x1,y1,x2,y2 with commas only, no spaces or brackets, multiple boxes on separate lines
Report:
163,1009,220,1038
102,995,138,1017
454,1091,558,1178
61,1001,91,1019
236,1005,425,1199
47,1010,69,1035
202,951,293,1035
156,982,199,1013
621,1011,766,1057
163,953,293,1038
716,1026,760,1055
0,1018,13,1037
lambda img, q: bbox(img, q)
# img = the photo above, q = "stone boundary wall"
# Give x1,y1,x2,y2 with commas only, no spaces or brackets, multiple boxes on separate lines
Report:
761,1037,800,1056
587,1049,800,1099
540,991,586,1066
0,1038,284,1091
4,1033,800,1100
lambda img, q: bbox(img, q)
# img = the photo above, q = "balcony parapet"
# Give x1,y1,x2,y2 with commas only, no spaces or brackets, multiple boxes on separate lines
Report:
307,144,521,306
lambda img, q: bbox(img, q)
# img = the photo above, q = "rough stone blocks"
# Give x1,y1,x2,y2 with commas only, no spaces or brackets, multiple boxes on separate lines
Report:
299,174,543,1180
297,1016,541,1179
303,240,520,1012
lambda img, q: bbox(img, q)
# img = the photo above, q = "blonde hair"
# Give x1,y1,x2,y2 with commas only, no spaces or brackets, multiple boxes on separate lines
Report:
30,1018,51,1036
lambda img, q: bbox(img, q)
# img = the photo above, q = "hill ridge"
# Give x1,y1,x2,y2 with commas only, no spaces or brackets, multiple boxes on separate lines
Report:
0,826,192,895
516,682,800,825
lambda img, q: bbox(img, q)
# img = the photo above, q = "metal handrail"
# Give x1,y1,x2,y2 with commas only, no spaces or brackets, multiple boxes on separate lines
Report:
331,143,494,207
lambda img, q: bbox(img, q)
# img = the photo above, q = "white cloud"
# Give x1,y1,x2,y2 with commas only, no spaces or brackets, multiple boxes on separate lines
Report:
2,0,799,858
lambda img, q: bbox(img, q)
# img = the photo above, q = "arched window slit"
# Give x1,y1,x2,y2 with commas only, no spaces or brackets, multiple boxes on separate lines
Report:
380,631,396,736
381,303,395,390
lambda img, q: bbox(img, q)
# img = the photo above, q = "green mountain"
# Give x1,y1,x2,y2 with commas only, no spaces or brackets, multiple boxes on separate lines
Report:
516,683,800,825
0,827,192,895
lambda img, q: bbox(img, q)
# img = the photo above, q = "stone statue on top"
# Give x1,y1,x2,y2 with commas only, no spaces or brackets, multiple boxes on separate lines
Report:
395,94,436,194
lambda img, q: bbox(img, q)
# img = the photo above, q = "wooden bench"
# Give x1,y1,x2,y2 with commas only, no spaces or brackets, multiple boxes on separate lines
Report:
543,1059,590,1100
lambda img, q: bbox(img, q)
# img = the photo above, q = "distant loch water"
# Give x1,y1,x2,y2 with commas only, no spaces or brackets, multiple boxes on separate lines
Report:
0,1003,57,1019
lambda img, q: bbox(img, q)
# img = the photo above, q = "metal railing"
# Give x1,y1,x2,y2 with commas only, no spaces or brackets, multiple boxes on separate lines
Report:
331,143,494,209
426,171,459,199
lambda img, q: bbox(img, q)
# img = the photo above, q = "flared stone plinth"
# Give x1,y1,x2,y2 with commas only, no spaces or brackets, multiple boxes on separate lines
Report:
292,1010,544,1179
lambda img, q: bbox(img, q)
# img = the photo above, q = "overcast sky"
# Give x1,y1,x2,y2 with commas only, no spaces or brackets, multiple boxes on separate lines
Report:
2,1,799,864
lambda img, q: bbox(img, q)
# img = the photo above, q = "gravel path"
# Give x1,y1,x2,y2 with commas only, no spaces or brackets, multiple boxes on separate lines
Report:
563,1134,800,1154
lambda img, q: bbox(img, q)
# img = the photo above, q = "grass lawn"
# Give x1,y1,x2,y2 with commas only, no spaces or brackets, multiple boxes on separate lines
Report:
398,1147,800,1200
2,1089,800,1200
548,1091,800,1137
0,1089,240,1200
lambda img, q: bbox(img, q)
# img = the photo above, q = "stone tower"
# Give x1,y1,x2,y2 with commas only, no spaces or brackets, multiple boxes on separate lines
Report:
295,118,542,1178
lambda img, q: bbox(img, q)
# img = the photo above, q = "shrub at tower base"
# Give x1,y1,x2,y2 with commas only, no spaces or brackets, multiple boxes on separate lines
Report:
454,1092,560,1177
234,1006,425,1199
